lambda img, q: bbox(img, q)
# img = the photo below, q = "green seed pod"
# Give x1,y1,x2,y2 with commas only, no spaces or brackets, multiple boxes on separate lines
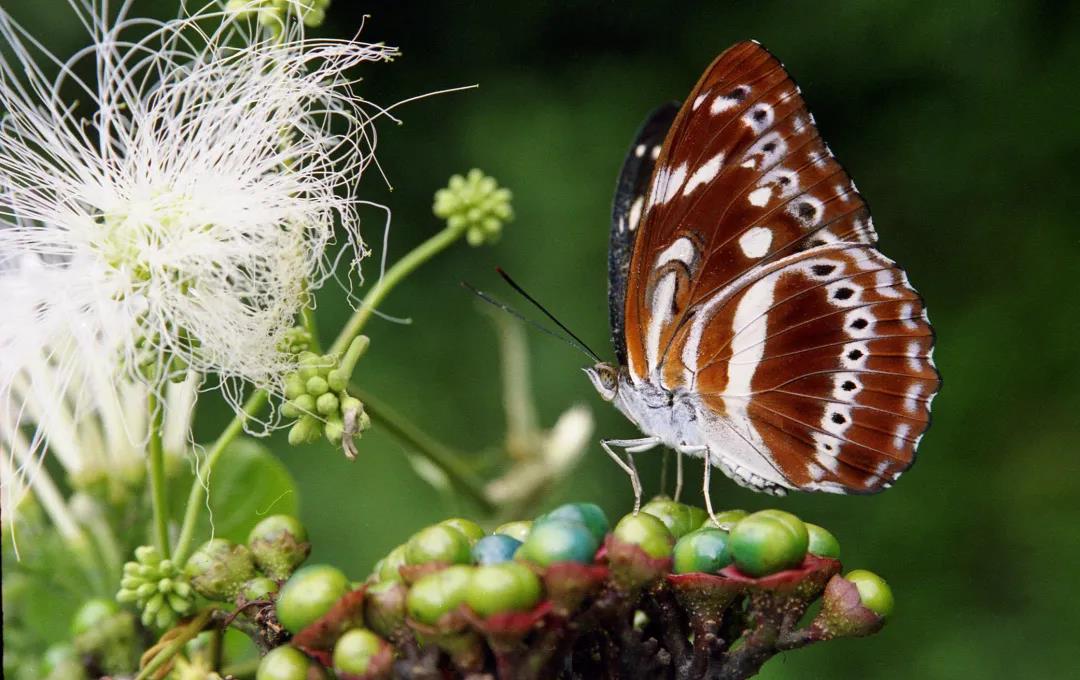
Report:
806,523,841,559
248,515,311,580
844,569,895,618
612,512,675,559
405,564,473,626
405,524,473,566
184,539,257,601
465,562,542,618
439,518,486,544
672,528,733,574
276,564,351,634
728,510,809,577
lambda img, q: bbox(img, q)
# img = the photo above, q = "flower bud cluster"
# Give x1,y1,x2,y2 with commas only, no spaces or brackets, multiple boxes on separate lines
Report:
433,169,514,246
116,547,195,630
282,336,371,453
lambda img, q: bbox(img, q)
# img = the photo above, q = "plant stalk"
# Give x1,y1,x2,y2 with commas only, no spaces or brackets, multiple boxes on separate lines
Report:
147,390,170,559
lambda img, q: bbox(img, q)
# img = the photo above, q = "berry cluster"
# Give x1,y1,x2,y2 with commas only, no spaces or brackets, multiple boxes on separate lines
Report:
433,169,514,246
252,501,893,680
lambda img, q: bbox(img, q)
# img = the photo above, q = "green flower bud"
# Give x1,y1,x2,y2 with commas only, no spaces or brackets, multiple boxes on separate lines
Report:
305,375,329,396
315,392,339,415
433,169,514,246
184,539,257,601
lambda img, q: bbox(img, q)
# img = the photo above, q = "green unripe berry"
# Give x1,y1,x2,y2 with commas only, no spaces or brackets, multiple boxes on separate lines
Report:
248,515,311,579
705,509,749,529
241,577,280,600
516,520,599,567
672,528,733,574
845,569,894,618
406,565,473,625
71,598,118,637
536,503,610,543
805,523,841,559
184,539,256,601
333,628,385,676
276,564,350,633
439,518,486,544
641,498,707,539
405,525,472,566
377,544,407,583
465,562,543,617
494,520,532,541
256,645,313,680
612,513,675,559
729,511,809,577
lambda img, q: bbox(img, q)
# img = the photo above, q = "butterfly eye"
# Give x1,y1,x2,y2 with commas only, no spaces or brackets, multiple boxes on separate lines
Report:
585,363,619,401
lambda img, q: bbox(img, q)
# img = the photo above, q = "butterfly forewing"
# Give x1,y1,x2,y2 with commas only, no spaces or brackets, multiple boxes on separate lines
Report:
624,41,877,383
615,41,939,495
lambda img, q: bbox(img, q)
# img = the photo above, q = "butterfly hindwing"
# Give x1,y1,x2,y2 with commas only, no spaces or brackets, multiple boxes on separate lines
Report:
610,102,678,365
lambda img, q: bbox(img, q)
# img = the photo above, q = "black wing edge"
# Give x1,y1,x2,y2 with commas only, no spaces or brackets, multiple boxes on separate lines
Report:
609,101,679,365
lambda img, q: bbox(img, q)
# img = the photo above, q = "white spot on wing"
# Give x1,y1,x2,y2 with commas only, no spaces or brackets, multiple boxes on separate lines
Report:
724,275,777,399
748,186,772,207
893,423,911,450
634,143,646,158
656,236,696,267
900,303,918,330
658,163,688,204
645,272,677,372
650,145,661,160
693,92,707,110
904,383,924,413
683,153,724,196
906,341,922,372
738,227,773,258
628,196,644,232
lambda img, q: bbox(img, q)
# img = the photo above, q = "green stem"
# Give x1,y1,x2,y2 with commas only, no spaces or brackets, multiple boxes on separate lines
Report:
173,391,269,564
147,390,170,559
329,225,462,356
173,225,465,562
135,609,215,680
356,388,494,514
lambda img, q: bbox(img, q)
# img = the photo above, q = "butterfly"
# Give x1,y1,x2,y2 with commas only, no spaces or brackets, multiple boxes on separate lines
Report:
584,41,940,520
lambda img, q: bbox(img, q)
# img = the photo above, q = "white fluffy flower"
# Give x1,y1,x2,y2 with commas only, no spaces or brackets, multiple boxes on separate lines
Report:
0,1,395,520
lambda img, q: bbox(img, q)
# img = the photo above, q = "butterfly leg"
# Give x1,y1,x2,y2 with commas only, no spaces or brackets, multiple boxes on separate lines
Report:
601,437,660,513
673,453,684,503
675,444,711,521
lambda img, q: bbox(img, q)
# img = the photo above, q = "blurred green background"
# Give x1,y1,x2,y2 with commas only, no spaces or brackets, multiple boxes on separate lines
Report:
9,0,1080,677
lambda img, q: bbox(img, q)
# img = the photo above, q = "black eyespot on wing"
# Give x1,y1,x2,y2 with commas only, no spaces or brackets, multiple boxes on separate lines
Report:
850,318,869,329
847,349,864,360
834,287,854,300
811,264,835,276
841,380,857,391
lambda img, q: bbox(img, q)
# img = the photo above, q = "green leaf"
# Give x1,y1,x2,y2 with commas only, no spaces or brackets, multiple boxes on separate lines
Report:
174,438,300,546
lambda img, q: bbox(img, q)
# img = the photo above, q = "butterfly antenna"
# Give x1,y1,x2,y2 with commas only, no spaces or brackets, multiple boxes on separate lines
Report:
494,267,603,363
461,279,602,363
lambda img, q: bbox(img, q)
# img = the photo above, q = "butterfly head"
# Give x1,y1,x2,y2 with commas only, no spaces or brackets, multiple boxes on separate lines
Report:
584,362,620,401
